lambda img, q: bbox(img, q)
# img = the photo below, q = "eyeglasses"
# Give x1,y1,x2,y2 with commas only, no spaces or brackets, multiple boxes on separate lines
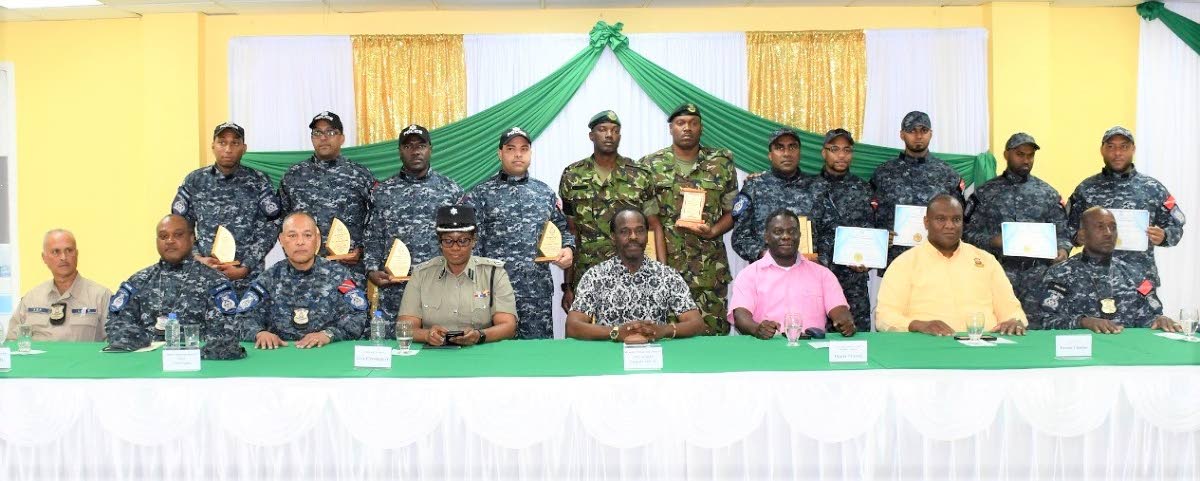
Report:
439,237,474,248
824,146,854,154
311,129,342,138
771,144,800,152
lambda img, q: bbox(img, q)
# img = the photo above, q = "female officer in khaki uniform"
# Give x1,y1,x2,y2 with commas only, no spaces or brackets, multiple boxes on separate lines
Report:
398,205,517,346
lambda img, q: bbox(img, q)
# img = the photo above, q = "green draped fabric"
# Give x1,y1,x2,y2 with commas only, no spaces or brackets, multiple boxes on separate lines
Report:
242,21,995,190
1139,1,1200,56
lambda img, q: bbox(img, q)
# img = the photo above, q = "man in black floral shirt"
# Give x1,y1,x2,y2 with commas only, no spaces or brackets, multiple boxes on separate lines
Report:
565,208,706,344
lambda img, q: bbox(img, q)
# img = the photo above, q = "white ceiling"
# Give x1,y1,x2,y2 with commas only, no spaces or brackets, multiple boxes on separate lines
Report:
0,0,1186,22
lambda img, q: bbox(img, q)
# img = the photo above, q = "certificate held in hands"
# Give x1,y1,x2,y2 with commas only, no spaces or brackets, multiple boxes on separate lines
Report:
676,187,707,228
325,217,354,260
210,225,240,266
833,227,889,269
1109,208,1150,252
892,205,927,247
534,222,562,262
385,239,412,281
1001,222,1057,259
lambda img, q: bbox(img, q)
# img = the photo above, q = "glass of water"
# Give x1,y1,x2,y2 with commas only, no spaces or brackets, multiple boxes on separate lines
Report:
182,324,201,349
16,324,32,353
396,319,413,353
784,313,802,347
967,312,985,342
1180,308,1198,341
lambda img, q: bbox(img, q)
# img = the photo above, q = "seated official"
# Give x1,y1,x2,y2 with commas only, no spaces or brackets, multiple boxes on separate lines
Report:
876,194,1027,336
105,215,239,350
398,205,517,347
729,209,856,339
1029,207,1180,334
6,229,111,342
237,212,369,349
565,207,706,343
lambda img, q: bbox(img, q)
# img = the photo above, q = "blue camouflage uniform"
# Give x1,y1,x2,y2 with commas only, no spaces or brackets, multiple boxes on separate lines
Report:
1066,166,1186,285
236,257,368,341
810,169,876,329
105,258,239,348
279,154,375,284
870,152,965,268
965,169,1071,318
363,169,463,328
1028,252,1164,330
730,169,816,263
464,171,575,340
172,164,283,290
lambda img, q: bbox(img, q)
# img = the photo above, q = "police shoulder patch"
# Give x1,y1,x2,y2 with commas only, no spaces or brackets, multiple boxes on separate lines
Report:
236,283,268,314
109,282,138,313
731,193,751,218
212,285,239,315
258,191,281,218
343,289,369,312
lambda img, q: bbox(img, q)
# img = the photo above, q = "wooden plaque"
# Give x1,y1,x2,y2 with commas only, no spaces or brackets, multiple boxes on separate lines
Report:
645,229,657,260
211,225,240,265
325,217,353,258
534,222,563,262
799,216,818,261
384,238,412,280
676,187,707,227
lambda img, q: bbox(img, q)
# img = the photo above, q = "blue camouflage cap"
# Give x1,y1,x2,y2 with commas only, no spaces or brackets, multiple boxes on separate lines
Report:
823,128,855,145
767,127,801,147
901,111,931,132
213,122,244,140
1004,132,1040,151
1101,126,1135,145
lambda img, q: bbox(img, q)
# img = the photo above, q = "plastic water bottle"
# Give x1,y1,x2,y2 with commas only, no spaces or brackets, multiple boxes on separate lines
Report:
164,312,181,348
370,310,387,346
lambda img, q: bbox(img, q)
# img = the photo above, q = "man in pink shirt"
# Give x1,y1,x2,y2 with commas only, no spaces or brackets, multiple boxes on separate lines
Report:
729,209,857,339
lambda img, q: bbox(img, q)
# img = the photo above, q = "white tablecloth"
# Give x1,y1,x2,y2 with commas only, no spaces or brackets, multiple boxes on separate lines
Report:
2,366,1199,480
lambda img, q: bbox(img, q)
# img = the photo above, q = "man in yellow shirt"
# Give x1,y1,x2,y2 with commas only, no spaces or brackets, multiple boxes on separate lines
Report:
876,194,1027,336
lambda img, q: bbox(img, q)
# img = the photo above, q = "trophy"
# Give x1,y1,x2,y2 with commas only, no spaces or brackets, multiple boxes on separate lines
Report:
534,221,562,262
325,217,354,260
799,216,818,261
645,229,657,260
384,238,412,281
211,225,240,265
676,187,707,228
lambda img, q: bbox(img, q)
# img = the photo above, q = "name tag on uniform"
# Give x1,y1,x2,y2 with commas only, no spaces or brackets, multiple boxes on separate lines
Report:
623,343,663,371
71,308,98,315
0,347,11,371
829,341,868,363
355,345,393,369
1055,335,1092,359
162,349,201,372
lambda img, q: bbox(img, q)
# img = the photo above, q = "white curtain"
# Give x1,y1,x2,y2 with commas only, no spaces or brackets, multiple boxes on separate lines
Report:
861,28,990,155
228,36,357,151
1136,3,1200,317
464,33,749,338
3,367,1199,480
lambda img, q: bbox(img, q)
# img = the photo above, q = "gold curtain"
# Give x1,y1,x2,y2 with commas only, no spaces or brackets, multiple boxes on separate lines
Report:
747,31,866,137
352,34,467,145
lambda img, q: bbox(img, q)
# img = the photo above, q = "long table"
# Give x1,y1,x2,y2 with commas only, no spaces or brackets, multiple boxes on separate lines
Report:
2,330,1199,480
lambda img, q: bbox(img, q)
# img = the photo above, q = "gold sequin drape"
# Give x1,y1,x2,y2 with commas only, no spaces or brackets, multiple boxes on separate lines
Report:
747,31,866,136
352,35,467,145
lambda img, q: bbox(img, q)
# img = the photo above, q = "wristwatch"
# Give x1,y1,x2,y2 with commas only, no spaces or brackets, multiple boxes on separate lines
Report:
476,328,487,344
320,329,335,341
609,324,620,342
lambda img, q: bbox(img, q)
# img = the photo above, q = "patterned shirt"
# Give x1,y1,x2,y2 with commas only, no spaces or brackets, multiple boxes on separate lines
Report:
570,256,697,326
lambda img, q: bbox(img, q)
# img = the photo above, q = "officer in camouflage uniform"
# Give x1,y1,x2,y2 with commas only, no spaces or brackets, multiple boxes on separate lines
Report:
559,110,663,313
870,111,965,269
238,212,369,349
105,215,238,350
964,133,1071,327
1065,126,1186,286
463,127,575,340
1029,207,1181,334
810,129,875,330
640,103,738,335
364,124,463,329
279,111,375,284
172,122,282,290
731,127,815,263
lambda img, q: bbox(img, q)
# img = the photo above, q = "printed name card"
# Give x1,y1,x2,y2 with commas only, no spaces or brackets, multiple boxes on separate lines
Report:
162,349,201,372
354,345,393,369
623,343,664,371
0,347,10,371
829,341,868,363
1055,335,1092,359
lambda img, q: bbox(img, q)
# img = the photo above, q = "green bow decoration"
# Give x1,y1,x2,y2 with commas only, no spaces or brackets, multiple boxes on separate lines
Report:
589,21,629,51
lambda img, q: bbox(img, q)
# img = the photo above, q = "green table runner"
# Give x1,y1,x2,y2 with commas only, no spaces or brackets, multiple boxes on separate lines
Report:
1,330,1196,379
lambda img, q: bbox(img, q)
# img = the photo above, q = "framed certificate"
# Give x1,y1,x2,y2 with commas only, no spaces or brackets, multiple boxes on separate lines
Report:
833,227,889,269
1001,222,1057,259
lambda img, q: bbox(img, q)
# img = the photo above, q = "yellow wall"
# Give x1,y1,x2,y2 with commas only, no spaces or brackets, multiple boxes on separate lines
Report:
0,5,1139,292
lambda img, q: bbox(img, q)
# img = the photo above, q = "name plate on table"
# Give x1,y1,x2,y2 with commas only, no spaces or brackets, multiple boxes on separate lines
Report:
833,227,889,269
162,349,201,372
1109,208,1150,252
1001,222,1057,259
0,347,10,371
1055,334,1092,359
892,205,927,247
355,345,393,369
829,341,868,363
623,343,663,371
